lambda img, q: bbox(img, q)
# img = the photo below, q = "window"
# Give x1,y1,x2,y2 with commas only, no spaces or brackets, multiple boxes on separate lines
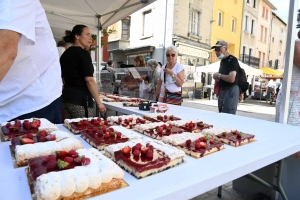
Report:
280,28,283,41
259,51,262,67
272,37,274,42
249,48,253,57
218,11,223,26
121,18,130,40
143,10,153,37
278,51,281,58
262,53,265,67
190,10,200,35
251,19,255,34
246,0,250,4
264,27,267,42
242,46,247,55
253,0,256,8
266,9,268,20
244,15,249,31
262,7,265,17
231,18,236,32
260,25,263,41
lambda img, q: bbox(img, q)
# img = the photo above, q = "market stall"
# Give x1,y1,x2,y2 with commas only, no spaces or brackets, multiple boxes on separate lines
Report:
1,103,300,200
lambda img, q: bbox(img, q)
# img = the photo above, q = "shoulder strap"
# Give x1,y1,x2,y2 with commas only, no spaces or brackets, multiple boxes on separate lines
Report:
164,63,168,84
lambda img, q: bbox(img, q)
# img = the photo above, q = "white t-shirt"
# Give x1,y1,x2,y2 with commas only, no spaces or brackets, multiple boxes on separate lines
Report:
0,0,62,122
160,63,184,94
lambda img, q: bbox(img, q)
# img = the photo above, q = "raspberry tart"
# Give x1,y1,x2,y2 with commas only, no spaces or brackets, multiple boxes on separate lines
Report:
81,126,142,150
202,128,256,147
134,122,184,140
27,148,124,200
13,131,83,166
169,120,213,133
143,113,181,122
162,132,224,158
108,114,148,129
64,117,113,134
104,140,185,179
1,118,58,141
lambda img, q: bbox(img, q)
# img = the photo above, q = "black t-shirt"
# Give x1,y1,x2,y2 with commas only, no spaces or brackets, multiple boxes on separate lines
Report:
218,55,239,87
60,46,94,107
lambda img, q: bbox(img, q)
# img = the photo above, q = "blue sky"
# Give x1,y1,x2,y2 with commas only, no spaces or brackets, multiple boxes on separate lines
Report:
270,0,299,23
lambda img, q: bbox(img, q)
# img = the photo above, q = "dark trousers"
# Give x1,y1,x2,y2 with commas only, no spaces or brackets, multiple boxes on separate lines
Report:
218,85,239,115
13,96,62,124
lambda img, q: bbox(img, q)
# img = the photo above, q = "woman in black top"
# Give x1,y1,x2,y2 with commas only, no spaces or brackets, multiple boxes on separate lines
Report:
60,25,106,118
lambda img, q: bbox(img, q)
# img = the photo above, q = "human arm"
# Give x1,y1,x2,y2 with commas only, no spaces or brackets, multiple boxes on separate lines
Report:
294,40,300,70
85,76,106,113
213,71,237,83
0,30,21,82
154,79,162,99
164,68,185,87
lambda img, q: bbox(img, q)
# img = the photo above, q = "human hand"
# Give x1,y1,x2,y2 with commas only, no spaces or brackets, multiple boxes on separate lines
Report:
163,68,173,75
213,72,219,80
98,103,106,113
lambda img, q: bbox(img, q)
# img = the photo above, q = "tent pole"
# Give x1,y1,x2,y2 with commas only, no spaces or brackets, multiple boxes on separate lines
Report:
96,15,102,86
279,0,298,124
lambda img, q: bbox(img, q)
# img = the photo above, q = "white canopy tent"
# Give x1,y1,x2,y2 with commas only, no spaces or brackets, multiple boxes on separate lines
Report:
40,0,156,71
196,60,263,76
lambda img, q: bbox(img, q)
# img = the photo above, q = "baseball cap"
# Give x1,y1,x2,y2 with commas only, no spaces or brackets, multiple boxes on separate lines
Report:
211,40,228,49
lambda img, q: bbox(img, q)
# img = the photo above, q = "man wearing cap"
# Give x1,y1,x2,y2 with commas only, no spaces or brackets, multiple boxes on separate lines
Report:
212,40,240,114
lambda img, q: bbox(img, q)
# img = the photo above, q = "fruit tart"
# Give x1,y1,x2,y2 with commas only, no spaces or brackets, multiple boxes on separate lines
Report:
13,131,83,166
81,126,142,150
162,132,224,158
64,117,113,134
27,148,124,200
108,114,148,129
143,113,181,122
134,122,184,140
104,140,185,179
0,118,58,141
169,120,213,133
202,128,256,147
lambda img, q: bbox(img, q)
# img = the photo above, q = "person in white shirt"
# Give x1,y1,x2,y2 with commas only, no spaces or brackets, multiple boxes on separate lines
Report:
0,0,62,123
57,40,68,57
154,45,185,105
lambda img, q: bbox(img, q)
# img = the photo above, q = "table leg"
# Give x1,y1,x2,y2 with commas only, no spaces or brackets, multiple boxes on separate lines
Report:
244,159,287,200
217,185,222,198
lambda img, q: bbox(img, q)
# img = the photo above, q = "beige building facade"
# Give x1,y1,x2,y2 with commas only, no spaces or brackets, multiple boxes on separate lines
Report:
268,12,287,70
240,0,260,68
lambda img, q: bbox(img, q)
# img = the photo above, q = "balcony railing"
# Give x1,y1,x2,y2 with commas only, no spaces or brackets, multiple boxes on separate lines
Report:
239,54,260,68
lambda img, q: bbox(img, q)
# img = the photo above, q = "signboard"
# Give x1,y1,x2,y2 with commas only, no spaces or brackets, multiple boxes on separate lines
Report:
177,43,210,59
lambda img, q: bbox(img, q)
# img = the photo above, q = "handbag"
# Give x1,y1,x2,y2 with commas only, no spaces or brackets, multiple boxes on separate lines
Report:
163,64,182,105
214,80,220,95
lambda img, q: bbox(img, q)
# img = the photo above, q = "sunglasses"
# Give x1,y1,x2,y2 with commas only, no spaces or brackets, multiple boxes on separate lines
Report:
166,54,176,57
214,46,224,52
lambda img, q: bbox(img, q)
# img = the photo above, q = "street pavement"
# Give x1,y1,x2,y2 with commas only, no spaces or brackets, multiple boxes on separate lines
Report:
184,97,275,200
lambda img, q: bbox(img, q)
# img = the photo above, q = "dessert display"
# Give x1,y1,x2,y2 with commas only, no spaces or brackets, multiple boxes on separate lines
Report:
134,122,184,140
0,118,58,141
64,117,113,134
162,132,224,158
27,148,125,200
119,97,140,102
169,120,213,133
102,97,115,102
81,126,143,150
108,114,148,129
202,128,256,147
104,140,185,179
144,113,181,122
13,130,83,166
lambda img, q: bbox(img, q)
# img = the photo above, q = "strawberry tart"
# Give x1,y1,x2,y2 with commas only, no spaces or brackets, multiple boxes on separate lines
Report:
143,113,181,122
28,148,124,200
64,117,113,134
162,132,224,158
134,122,184,140
122,102,139,107
169,120,213,133
108,114,148,129
81,126,142,150
102,97,115,102
104,140,185,179
202,128,256,147
13,130,83,166
1,118,58,141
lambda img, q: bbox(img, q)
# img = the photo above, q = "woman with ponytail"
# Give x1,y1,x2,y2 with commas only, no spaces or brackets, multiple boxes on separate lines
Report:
60,25,106,118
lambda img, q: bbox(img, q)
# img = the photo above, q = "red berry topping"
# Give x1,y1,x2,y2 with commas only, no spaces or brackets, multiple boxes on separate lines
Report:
146,150,153,158
82,157,91,166
133,150,140,157
186,139,192,146
122,146,131,154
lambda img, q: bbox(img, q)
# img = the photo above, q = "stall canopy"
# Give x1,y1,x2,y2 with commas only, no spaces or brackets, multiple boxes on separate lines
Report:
196,61,263,76
41,0,156,40
260,67,284,75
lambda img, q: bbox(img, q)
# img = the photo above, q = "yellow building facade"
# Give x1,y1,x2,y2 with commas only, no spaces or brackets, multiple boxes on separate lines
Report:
210,0,243,63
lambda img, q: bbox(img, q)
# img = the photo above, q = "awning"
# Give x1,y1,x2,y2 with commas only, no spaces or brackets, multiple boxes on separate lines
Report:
259,67,284,75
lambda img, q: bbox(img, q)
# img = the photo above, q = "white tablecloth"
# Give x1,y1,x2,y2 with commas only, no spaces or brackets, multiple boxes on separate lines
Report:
1,103,300,200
